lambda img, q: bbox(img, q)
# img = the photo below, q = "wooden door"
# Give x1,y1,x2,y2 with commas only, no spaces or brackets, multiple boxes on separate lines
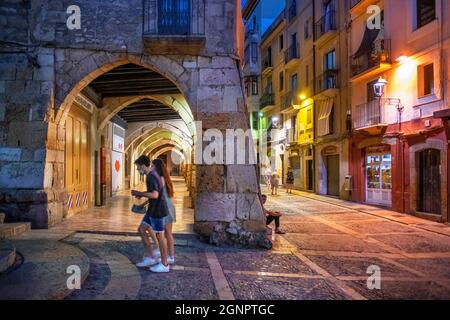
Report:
326,155,340,196
418,149,441,215
65,104,91,215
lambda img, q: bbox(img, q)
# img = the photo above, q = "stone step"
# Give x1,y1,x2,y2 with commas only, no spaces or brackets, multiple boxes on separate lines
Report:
0,239,90,299
0,213,5,224
0,241,16,273
0,222,31,240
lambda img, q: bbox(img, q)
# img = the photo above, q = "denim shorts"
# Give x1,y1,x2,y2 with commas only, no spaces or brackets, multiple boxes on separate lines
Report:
141,214,165,233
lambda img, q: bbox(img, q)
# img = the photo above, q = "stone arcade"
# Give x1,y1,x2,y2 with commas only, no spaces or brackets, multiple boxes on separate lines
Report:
0,0,270,248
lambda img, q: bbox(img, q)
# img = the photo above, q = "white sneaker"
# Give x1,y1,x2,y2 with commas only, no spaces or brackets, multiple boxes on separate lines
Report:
168,256,175,265
152,249,161,258
149,262,170,273
136,257,159,268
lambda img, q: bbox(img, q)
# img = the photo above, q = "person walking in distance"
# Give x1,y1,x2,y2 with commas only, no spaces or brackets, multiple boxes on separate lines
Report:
132,155,170,273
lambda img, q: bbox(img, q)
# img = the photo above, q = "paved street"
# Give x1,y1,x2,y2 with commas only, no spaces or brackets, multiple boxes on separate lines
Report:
2,180,450,300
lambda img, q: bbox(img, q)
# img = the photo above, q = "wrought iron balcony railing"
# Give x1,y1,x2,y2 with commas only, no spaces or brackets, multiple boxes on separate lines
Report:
351,39,391,77
143,0,205,36
280,91,298,111
260,92,275,110
353,99,386,129
314,10,337,40
315,69,339,94
284,43,300,64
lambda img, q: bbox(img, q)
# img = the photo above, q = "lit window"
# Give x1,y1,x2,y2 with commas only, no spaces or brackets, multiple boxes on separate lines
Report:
418,63,435,97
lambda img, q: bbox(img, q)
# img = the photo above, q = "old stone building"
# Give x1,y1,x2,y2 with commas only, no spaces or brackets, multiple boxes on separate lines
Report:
0,0,270,248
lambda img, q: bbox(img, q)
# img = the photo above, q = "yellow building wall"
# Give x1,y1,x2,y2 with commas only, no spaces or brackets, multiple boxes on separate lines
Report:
296,99,314,144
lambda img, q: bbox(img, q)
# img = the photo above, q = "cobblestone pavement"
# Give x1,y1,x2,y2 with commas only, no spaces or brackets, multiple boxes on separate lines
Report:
3,181,450,300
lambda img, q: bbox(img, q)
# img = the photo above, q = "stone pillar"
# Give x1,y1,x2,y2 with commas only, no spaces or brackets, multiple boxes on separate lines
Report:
192,57,270,249
0,49,65,228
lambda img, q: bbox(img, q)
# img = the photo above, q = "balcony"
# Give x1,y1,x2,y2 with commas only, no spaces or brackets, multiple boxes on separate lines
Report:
262,57,273,77
281,91,295,112
284,44,300,70
315,69,339,95
351,39,391,81
260,92,275,110
286,128,298,145
314,10,337,43
353,99,388,135
143,0,205,54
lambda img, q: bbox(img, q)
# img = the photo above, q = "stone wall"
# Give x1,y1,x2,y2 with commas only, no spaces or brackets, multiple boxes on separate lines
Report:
0,0,269,248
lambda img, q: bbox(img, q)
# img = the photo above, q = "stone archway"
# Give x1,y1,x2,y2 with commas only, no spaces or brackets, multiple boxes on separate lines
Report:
7,49,268,247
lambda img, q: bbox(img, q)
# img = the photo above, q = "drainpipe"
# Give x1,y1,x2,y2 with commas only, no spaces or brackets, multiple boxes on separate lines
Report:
312,0,317,193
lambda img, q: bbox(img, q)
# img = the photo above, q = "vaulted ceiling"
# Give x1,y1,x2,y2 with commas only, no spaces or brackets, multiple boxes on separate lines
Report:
85,63,182,123
117,98,181,123
88,63,180,98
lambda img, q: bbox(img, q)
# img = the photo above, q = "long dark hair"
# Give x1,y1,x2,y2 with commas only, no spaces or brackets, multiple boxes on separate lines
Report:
152,158,174,198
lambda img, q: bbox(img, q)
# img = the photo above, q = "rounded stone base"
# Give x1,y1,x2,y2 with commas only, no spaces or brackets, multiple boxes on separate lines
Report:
194,221,272,249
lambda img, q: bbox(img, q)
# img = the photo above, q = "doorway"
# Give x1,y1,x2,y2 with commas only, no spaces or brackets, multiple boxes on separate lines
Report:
365,147,392,207
326,154,340,196
418,149,441,215
65,104,91,215
306,159,314,191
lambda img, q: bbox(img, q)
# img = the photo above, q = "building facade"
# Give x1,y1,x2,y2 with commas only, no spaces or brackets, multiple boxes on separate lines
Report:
348,0,450,222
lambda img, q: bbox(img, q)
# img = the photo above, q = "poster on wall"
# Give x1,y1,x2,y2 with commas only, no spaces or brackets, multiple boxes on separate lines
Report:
112,124,125,153
111,151,124,193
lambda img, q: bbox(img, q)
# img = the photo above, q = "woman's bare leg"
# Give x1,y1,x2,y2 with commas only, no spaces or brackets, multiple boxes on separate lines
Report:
164,223,174,257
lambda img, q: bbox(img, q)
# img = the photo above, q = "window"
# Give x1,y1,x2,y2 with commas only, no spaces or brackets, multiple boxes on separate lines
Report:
251,77,258,95
251,42,258,63
417,0,436,29
291,74,298,92
304,18,311,39
279,34,284,51
307,108,312,125
251,111,259,130
279,72,284,92
324,50,336,70
418,63,435,97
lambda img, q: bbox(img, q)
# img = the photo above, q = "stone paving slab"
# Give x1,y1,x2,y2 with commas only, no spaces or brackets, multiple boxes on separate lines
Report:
216,251,317,275
344,280,450,300
305,255,417,278
393,257,450,279
342,220,418,235
139,269,218,300
370,232,450,253
281,222,345,235
225,274,349,300
284,234,388,253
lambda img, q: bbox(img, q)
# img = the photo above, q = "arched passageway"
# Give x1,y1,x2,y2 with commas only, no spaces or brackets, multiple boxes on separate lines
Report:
2,51,268,248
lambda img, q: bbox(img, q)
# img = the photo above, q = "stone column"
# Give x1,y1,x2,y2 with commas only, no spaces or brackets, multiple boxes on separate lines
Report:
191,56,270,248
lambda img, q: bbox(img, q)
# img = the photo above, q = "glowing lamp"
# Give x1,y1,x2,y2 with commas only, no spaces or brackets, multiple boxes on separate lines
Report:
373,77,387,98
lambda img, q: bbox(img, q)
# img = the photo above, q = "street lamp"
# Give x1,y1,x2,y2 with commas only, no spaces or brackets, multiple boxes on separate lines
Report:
372,77,404,123
373,77,387,98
